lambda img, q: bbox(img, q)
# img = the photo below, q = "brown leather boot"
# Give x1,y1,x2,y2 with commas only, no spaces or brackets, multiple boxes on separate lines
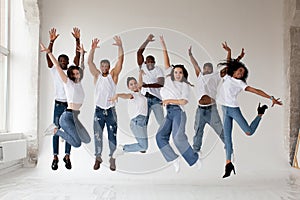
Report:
93,156,102,170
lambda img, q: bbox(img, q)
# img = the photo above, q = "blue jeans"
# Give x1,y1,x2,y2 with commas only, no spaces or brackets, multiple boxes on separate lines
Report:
156,105,199,166
93,106,117,157
52,101,71,155
193,104,225,152
56,110,90,148
146,96,164,126
222,106,261,160
123,115,148,152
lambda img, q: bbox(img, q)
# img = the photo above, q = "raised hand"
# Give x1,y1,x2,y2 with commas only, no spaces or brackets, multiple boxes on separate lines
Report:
147,34,155,42
188,46,192,56
112,36,122,47
49,28,59,42
222,42,231,52
237,48,245,60
72,27,80,40
91,38,100,50
40,43,50,53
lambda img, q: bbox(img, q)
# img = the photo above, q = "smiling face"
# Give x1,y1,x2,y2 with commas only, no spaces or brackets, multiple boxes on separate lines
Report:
233,67,245,79
127,79,139,92
173,67,184,82
100,61,110,76
71,69,81,83
203,65,213,75
58,56,69,70
145,56,155,70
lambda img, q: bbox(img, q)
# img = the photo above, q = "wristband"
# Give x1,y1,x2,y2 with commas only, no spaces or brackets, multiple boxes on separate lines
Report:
270,96,274,101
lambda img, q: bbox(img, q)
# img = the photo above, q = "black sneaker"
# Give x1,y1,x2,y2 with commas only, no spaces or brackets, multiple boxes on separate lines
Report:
257,103,268,114
63,156,72,170
51,159,58,170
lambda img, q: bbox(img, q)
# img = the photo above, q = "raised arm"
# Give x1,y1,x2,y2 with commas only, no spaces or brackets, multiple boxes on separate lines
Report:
245,86,283,107
137,34,155,67
110,36,124,84
160,35,171,69
77,44,86,77
222,42,232,61
87,38,101,79
236,48,245,62
72,27,81,66
41,43,68,83
222,41,245,61
138,70,144,90
46,28,59,68
188,46,201,77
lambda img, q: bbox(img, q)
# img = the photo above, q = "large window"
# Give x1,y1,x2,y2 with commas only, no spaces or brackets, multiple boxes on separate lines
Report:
0,0,9,132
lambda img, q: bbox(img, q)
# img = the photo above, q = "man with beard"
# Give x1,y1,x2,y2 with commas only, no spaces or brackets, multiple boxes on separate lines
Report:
88,36,124,171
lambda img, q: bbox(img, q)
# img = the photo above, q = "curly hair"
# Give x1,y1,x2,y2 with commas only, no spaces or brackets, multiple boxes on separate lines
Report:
217,59,248,83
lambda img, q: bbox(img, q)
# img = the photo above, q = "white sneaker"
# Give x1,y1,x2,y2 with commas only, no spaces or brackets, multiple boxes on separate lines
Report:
44,123,58,136
112,145,124,159
172,157,180,173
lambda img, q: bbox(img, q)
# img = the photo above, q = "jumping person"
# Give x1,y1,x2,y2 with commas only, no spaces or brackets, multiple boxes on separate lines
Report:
111,71,148,157
217,42,282,178
137,34,165,128
44,27,81,170
88,36,124,171
41,42,91,159
156,36,200,172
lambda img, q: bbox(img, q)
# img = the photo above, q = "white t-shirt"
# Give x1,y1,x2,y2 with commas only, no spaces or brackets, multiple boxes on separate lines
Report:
128,92,148,119
63,78,85,104
160,76,190,111
95,74,116,109
140,63,164,100
50,67,67,102
216,75,248,107
196,71,221,104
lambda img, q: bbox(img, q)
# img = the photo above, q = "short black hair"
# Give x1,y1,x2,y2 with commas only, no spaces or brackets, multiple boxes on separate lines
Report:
58,54,69,62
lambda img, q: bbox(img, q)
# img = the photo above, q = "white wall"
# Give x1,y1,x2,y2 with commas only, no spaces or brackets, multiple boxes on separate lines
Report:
38,0,287,180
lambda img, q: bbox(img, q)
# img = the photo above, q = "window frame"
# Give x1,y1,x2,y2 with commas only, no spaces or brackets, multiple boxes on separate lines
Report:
0,0,10,132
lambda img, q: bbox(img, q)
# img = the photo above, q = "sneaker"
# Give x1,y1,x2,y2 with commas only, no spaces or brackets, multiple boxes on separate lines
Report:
257,103,268,114
63,156,72,170
51,159,59,170
93,156,102,170
44,123,58,136
112,145,124,159
140,150,146,153
172,157,180,173
109,157,116,171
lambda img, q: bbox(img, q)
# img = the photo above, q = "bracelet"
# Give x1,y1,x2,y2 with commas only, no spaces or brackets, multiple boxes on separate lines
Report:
270,96,274,101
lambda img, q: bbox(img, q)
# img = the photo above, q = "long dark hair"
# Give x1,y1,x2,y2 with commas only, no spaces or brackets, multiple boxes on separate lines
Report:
169,64,193,86
67,65,84,82
218,59,248,83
